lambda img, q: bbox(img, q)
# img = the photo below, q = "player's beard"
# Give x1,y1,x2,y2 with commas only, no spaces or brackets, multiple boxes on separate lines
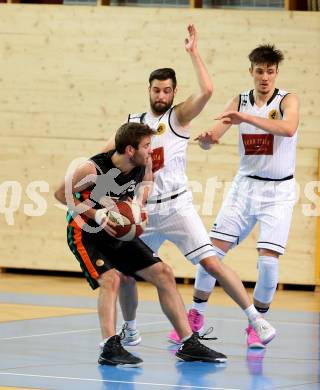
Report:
150,97,174,115
130,152,146,167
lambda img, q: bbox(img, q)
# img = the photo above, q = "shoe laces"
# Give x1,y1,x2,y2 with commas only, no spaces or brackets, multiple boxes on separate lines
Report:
106,335,132,357
253,317,269,333
118,323,128,341
196,327,217,341
184,333,215,354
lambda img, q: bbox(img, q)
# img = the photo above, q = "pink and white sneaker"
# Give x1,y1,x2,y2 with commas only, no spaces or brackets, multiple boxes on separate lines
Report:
246,325,266,349
168,308,205,345
249,316,276,346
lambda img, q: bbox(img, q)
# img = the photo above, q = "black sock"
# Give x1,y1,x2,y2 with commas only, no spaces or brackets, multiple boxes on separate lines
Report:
193,296,208,303
254,305,269,314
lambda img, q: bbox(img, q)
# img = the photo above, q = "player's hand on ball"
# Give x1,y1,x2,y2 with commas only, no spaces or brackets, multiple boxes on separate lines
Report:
108,200,148,241
95,208,117,237
102,218,118,237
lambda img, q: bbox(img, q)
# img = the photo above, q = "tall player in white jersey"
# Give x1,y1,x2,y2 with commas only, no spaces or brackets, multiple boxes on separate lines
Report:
104,26,277,348
181,44,300,349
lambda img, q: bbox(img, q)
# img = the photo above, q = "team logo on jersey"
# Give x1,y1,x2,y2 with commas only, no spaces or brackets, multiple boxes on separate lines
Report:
155,123,166,135
151,146,164,172
268,109,279,120
242,134,274,155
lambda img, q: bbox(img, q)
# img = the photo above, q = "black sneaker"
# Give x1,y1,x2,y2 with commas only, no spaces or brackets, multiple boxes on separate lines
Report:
98,335,143,367
175,333,227,363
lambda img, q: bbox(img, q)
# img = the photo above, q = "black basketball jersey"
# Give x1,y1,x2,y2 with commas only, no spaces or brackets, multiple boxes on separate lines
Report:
90,150,145,203
66,150,145,225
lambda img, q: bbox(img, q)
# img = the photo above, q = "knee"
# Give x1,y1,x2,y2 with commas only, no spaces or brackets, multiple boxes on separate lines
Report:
200,257,224,279
211,238,232,255
98,269,120,292
156,262,175,285
120,273,136,287
195,263,216,292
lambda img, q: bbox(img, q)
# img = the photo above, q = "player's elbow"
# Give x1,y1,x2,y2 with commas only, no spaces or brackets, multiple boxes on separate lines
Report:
285,127,297,137
204,85,214,99
282,119,298,137
54,188,66,205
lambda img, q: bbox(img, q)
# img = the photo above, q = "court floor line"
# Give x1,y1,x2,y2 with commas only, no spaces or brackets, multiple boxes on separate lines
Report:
0,320,168,341
191,316,319,327
0,372,240,390
0,314,317,343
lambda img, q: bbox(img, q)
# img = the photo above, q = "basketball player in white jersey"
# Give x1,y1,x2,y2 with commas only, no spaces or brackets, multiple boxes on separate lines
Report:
104,25,276,348
180,44,300,349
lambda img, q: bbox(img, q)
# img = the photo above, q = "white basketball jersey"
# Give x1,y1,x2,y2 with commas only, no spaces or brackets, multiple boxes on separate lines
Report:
128,107,190,200
238,88,297,179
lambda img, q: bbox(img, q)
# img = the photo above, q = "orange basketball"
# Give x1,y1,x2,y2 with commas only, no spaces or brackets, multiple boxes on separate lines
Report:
108,200,148,241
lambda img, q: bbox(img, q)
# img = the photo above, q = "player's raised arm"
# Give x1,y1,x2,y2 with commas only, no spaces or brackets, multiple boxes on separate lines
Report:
175,24,213,127
195,95,239,148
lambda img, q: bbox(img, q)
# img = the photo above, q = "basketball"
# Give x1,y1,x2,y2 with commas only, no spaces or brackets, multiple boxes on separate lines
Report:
107,200,148,241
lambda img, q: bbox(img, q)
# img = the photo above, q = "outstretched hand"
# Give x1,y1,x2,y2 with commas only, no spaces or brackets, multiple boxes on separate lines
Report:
215,111,245,125
194,131,219,145
185,24,197,53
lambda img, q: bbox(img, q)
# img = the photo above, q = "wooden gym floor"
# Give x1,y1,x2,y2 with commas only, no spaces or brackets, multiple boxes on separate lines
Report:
0,272,319,390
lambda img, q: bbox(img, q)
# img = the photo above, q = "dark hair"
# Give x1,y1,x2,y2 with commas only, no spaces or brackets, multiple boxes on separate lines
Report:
115,122,153,154
248,44,284,67
149,68,177,90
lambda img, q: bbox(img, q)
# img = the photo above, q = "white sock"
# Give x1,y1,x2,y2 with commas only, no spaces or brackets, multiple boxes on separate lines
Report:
181,333,193,343
191,301,207,315
244,304,260,322
125,319,137,330
100,337,110,348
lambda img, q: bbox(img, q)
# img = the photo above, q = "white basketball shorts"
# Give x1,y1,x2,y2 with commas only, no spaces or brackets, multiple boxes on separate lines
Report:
209,174,296,255
141,191,215,264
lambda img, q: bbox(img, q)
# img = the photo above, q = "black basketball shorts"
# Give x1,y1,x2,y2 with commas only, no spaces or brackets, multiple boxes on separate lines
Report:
67,220,162,289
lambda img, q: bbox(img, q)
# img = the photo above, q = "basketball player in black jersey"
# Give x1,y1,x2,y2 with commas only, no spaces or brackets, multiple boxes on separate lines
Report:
55,122,227,367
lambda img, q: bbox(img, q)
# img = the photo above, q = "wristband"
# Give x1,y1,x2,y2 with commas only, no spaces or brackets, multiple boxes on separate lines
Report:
95,209,108,225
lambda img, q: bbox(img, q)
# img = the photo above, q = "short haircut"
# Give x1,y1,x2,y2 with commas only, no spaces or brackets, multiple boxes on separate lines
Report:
115,122,153,154
149,68,177,90
248,44,284,67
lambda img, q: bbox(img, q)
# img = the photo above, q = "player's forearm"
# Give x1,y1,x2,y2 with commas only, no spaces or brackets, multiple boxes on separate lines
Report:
189,50,213,99
175,52,213,126
137,181,153,206
210,122,232,141
243,114,297,137
60,192,96,221
138,165,154,205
